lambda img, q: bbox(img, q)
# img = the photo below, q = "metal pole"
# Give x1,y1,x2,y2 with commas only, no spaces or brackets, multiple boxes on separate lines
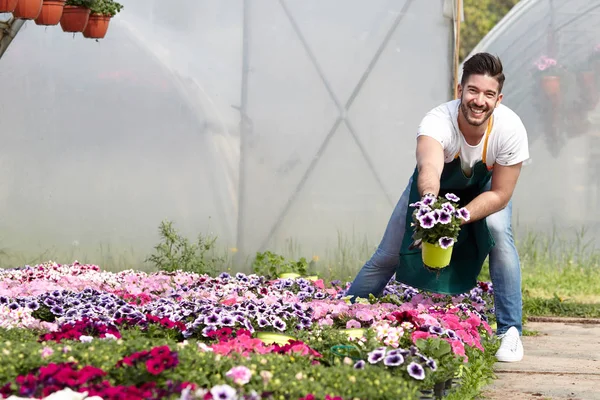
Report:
235,0,251,267
0,18,25,60
453,0,462,99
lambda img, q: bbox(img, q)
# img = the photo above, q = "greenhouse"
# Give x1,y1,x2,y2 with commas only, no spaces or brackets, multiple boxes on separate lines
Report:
0,1,598,400
466,0,600,238
0,0,458,266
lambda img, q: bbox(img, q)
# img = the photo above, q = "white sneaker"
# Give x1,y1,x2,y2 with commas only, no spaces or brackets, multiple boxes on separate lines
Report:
495,326,524,362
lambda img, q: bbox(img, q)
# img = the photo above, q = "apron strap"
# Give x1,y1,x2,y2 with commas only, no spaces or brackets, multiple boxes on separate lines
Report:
454,115,494,164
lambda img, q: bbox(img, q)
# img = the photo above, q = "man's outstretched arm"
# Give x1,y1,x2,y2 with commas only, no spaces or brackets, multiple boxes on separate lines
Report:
463,162,523,224
416,135,445,197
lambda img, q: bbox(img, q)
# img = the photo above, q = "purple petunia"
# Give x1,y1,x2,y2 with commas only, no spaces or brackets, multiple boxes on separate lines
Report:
422,196,436,206
418,212,436,229
457,207,470,221
384,353,404,367
367,348,386,364
354,360,366,369
407,361,426,380
416,206,431,218
445,193,460,202
437,210,452,224
438,237,454,249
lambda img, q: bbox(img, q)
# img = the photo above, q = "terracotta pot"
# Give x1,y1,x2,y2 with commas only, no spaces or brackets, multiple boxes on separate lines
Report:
34,0,66,26
541,75,560,98
82,13,111,39
12,0,43,19
0,0,19,13
59,5,90,32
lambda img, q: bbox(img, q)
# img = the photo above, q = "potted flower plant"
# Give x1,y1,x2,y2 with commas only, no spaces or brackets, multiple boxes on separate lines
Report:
409,193,469,269
533,55,563,99
83,0,123,39
34,0,66,26
60,0,93,33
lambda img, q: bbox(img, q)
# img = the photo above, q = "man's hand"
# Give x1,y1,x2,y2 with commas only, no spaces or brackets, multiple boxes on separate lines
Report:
416,136,445,198
463,162,523,223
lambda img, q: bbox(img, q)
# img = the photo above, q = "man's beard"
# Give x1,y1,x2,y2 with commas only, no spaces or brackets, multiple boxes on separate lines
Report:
460,100,495,127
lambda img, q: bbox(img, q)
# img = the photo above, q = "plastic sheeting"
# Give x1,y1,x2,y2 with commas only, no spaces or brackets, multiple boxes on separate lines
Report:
466,0,600,242
0,0,455,268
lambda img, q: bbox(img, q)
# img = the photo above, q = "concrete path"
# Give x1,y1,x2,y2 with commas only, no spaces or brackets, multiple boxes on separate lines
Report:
481,318,600,400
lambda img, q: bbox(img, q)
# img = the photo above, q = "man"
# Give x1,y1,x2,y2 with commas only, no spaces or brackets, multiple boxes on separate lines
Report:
346,52,528,363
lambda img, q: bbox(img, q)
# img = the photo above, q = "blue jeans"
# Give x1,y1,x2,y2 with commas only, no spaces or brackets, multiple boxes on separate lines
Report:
346,177,523,335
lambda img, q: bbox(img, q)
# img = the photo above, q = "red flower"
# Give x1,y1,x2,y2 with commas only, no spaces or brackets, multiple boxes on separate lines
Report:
145,358,166,375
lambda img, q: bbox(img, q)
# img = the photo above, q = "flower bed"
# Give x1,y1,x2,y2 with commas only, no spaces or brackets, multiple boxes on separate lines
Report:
0,261,500,399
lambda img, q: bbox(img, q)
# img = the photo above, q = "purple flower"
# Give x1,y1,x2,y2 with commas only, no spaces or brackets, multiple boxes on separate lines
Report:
50,306,65,315
438,237,454,249
271,317,286,331
354,360,366,369
407,361,426,380
442,203,455,213
426,359,438,371
422,196,436,206
26,301,39,310
409,201,424,208
367,348,386,364
437,210,452,224
418,212,436,229
210,384,237,400
204,314,220,325
384,353,404,366
457,207,470,221
429,326,444,335
445,193,460,202
416,205,431,218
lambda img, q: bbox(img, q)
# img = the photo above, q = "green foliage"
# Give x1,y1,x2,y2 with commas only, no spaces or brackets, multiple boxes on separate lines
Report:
250,251,311,278
65,0,95,7
460,0,521,61
89,0,123,16
31,305,55,323
145,220,223,276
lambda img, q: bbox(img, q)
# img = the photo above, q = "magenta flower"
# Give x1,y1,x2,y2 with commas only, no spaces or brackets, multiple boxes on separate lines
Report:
445,193,460,202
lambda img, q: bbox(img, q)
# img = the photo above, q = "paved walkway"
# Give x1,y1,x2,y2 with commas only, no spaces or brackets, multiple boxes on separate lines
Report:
481,317,600,400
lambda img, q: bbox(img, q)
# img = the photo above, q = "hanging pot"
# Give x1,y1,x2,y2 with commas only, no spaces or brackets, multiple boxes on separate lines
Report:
34,0,66,26
0,0,19,13
541,75,560,99
59,5,90,33
82,13,111,39
422,241,453,269
12,0,43,20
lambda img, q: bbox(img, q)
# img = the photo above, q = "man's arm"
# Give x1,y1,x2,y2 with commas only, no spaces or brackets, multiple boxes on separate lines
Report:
416,135,445,197
462,162,523,224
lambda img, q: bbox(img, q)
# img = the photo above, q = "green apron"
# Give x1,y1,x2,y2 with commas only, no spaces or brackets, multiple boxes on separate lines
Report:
395,118,496,295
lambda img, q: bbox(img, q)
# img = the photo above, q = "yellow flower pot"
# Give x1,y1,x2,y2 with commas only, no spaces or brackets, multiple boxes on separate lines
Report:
422,241,453,269
279,272,301,279
342,328,366,339
255,332,296,345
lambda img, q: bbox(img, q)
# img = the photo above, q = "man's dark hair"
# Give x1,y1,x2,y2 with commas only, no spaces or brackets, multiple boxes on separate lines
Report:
461,52,505,94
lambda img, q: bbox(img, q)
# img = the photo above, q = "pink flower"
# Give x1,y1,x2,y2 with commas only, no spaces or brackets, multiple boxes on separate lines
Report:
41,346,54,359
411,330,432,342
226,365,253,385
345,319,361,329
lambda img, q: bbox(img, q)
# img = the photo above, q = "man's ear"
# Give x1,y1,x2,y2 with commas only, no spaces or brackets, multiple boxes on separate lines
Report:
495,93,504,108
456,83,463,99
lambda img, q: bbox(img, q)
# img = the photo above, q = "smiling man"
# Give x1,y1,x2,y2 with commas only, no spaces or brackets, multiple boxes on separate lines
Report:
346,52,529,363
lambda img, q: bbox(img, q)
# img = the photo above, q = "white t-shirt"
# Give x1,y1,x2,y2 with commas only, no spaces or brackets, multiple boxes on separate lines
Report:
416,99,529,176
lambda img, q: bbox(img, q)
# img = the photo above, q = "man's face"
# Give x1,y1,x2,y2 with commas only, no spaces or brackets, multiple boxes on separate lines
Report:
458,74,503,127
